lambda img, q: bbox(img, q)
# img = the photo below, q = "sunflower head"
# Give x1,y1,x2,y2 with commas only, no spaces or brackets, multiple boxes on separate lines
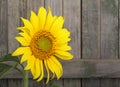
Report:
12,6,73,83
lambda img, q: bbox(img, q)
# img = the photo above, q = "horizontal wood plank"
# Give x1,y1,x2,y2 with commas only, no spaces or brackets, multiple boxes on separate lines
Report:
3,59,120,79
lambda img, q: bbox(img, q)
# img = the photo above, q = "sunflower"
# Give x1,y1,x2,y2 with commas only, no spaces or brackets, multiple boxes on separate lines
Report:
12,7,73,83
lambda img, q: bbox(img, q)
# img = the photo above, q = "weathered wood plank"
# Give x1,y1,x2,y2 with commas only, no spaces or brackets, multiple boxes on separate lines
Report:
100,0,119,87
63,79,81,87
101,78,119,87
0,0,8,56
118,0,120,86
0,79,8,87
46,79,63,87
3,59,120,78
29,79,45,87
82,78,100,87
63,59,120,78
8,79,23,87
63,0,81,86
45,0,62,15
26,0,44,18
63,0,81,59
8,0,19,53
82,0,100,58
82,0,100,87
101,0,118,58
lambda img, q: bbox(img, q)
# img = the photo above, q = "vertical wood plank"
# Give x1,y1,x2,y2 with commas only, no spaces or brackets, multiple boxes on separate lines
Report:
26,0,44,18
8,79,23,87
0,0,8,86
82,0,100,87
63,79,81,87
0,0,8,56
63,0,81,59
29,79,45,87
101,0,118,58
101,0,119,87
8,0,19,53
45,0,62,15
0,79,8,87
46,79,63,87
82,0,100,58
63,0,81,87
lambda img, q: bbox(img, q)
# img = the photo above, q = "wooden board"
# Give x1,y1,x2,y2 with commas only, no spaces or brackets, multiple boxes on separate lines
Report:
100,0,119,87
82,0,100,58
0,0,8,56
3,59,120,78
63,0,81,87
82,0,100,87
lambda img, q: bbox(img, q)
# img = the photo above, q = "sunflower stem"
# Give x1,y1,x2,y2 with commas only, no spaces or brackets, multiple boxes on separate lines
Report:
23,71,29,87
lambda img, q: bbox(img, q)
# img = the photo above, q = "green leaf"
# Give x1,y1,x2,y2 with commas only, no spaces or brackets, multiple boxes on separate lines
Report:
0,54,19,63
0,63,16,78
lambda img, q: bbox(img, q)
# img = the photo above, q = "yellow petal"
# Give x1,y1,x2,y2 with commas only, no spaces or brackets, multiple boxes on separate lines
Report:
38,7,47,30
19,32,31,43
30,56,36,77
17,27,30,36
21,17,35,36
44,7,57,30
24,55,35,70
15,36,29,46
55,51,73,60
56,44,72,51
55,29,71,44
51,56,63,75
37,60,44,82
50,16,64,33
20,49,32,64
47,57,62,80
12,47,30,56
44,60,50,84
30,11,40,32
33,59,41,79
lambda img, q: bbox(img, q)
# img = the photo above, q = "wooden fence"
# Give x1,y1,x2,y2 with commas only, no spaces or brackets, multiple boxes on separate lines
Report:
0,0,120,87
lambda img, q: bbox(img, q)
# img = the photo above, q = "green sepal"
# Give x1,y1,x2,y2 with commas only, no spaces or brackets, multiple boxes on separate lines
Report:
0,54,19,63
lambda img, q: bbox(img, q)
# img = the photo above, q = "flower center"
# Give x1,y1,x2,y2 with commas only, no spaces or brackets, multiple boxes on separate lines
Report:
37,37,52,52
30,31,56,60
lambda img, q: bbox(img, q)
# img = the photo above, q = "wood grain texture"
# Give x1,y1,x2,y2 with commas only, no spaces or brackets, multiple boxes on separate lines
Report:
29,79,45,87
82,0,100,58
100,0,119,87
0,79,8,87
45,0,62,15
7,79,23,87
63,79,81,87
82,0,100,87
26,0,44,18
0,0,8,56
63,0,81,87
63,0,81,59
3,59,120,78
46,79,63,87
8,0,19,53
101,0,118,58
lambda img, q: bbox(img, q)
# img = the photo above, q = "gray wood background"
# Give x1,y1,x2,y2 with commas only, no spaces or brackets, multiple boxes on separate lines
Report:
0,0,120,87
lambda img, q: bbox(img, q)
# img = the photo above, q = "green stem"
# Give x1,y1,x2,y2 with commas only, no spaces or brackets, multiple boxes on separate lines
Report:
23,71,29,87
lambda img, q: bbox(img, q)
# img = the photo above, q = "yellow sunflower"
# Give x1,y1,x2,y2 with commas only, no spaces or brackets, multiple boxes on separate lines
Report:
12,7,73,83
